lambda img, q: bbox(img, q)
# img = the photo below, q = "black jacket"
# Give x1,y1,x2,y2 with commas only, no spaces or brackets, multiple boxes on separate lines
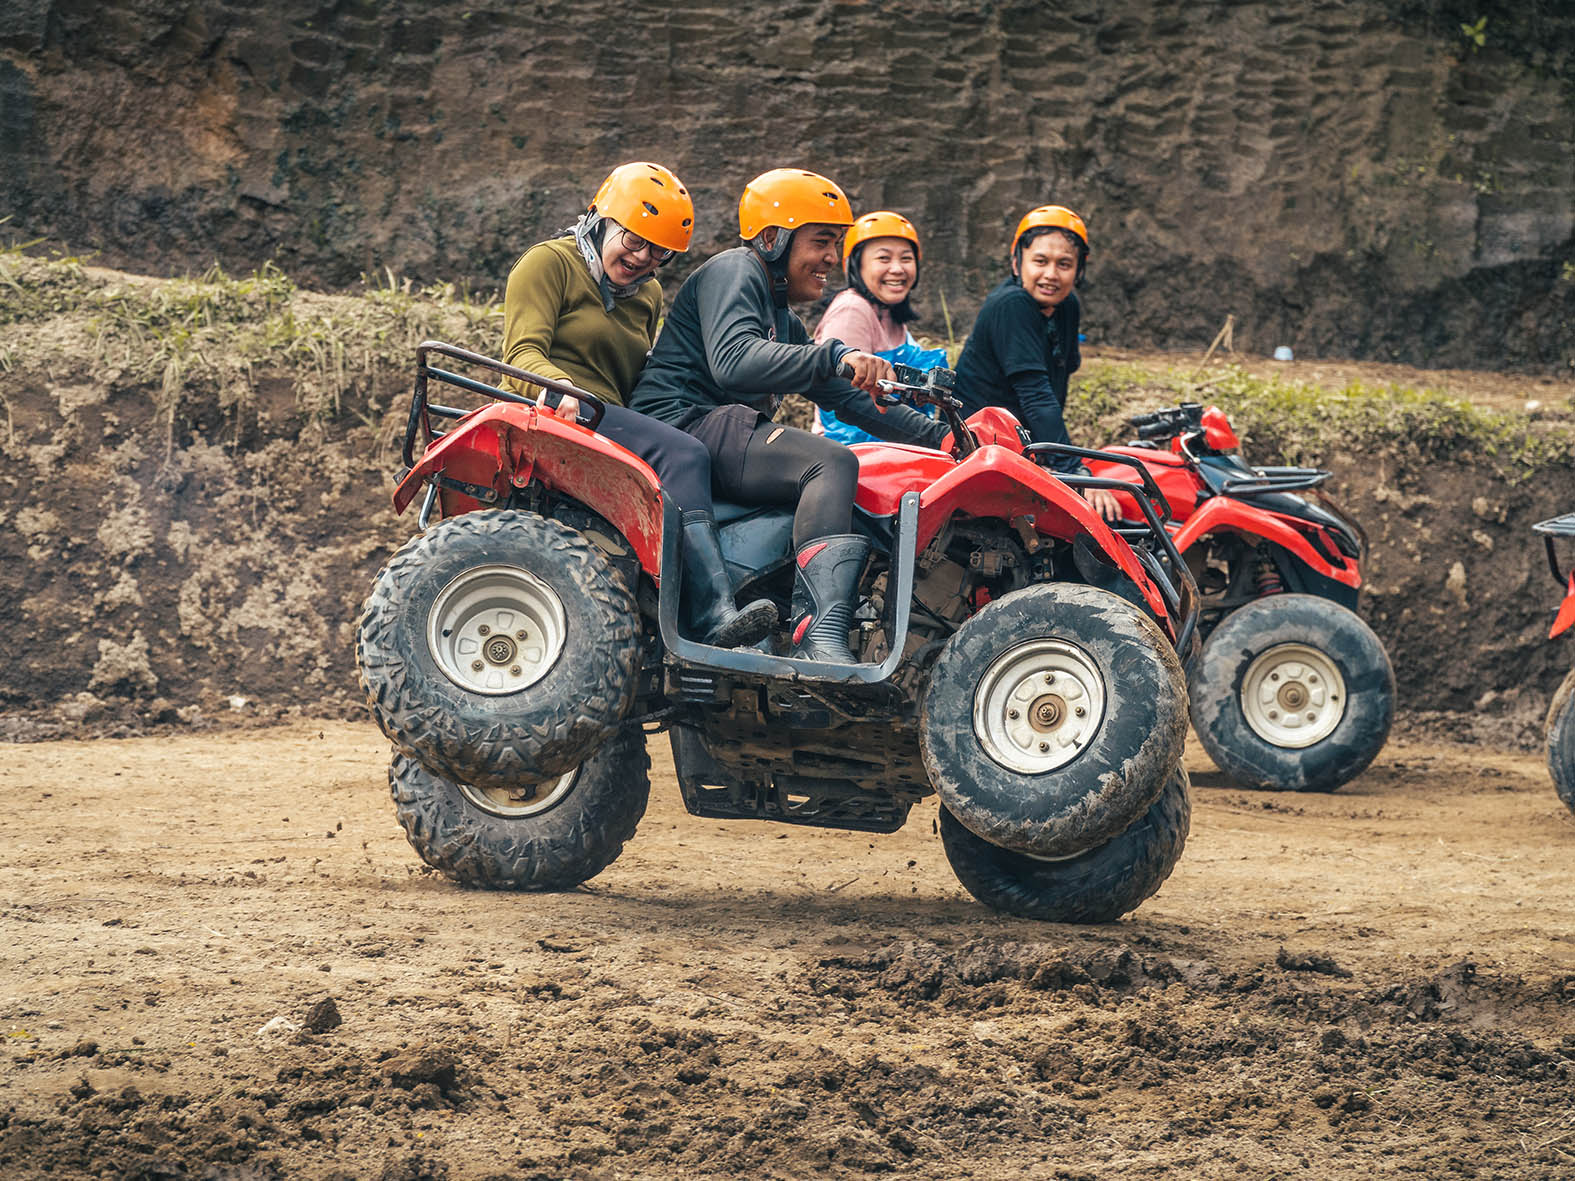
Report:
954,280,1082,472
630,247,950,447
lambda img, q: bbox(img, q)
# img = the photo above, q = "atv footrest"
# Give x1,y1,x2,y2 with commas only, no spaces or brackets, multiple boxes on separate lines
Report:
680,776,912,834
670,724,913,834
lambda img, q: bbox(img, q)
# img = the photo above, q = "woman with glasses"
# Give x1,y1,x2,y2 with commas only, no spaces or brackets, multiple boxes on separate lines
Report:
501,162,775,648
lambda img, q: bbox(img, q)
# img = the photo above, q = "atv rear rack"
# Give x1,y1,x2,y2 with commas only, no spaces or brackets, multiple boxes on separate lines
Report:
1217,467,1332,494
400,340,607,473
1534,512,1575,585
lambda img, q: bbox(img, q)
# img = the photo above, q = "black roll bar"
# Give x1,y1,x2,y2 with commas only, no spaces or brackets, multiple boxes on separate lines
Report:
403,340,608,470
1533,512,1575,585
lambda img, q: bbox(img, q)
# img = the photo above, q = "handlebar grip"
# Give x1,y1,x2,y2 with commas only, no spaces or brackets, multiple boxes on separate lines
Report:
541,388,607,431
1135,420,1174,440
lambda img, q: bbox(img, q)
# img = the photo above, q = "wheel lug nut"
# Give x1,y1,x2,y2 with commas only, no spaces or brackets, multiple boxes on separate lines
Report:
478,624,491,636
1268,710,1279,720
1044,673,1056,684
515,630,527,640
471,660,484,671
1074,706,1086,717
1008,708,1020,719
1306,712,1316,721
511,665,522,676
1038,741,1050,752
1270,672,1279,681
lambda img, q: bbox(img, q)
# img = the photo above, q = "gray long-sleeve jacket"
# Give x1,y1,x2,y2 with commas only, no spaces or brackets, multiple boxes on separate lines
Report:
629,247,951,447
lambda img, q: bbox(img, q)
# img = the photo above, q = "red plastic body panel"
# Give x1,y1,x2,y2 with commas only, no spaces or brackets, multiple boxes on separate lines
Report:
851,443,958,516
855,442,1172,630
1085,446,1360,588
1553,574,1575,638
1171,497,1361,588
1200,405,1240,451
1086,447,1202,525
962,406,1027,449
392,403,666,577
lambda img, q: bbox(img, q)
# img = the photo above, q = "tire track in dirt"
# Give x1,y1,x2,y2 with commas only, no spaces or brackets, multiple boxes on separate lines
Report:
1,723,1572,1178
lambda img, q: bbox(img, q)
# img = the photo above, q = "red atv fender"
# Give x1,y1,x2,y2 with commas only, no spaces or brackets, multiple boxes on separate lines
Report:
1170,497,1361,589
393,402,666,578
856,442,1175,634
1089,446,1200,525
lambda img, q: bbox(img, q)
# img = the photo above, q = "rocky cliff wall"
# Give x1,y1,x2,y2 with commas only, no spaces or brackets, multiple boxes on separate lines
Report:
1,0,1572,370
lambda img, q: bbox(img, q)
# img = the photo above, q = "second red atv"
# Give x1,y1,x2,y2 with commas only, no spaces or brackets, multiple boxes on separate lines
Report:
1085,402,1394,793
1534,513,1575,817
357,343,1199,922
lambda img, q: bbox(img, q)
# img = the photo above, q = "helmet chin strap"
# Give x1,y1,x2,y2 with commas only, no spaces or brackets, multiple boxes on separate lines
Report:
748,229,793,308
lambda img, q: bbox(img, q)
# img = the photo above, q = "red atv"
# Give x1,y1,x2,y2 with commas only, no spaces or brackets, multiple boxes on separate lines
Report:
1534,513,1575,816
1084,403,1394,792
357,342,1199,922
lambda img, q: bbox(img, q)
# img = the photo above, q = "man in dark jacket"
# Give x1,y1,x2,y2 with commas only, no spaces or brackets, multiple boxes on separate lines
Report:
631,168,950,663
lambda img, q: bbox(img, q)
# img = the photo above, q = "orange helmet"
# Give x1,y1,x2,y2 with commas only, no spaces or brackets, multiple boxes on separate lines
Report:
589,162,695,254
1012,205,1090,255
843,210,921,265
737,169,854,240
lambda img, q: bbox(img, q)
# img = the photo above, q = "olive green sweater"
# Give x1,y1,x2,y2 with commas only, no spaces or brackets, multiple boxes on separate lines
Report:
502,236,662,405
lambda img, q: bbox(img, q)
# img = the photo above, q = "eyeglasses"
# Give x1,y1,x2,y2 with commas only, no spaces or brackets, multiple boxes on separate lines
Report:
617,227,676,265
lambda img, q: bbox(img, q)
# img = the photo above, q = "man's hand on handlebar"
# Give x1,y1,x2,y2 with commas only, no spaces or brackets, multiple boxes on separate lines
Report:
841,351,896,406
1083,487,1124,522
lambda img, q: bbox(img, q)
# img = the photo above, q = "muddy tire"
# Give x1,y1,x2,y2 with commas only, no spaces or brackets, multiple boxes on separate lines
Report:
1190,593,1393,792
940,765,1190,922
919,583,1188,860
1548,668,1575,816
389,726,651,889
358,510,639,790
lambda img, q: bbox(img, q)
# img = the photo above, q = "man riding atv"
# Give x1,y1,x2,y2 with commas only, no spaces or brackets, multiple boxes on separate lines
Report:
629,168,951,661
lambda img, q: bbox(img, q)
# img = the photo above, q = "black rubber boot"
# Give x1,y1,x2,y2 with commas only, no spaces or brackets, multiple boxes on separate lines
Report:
681,510,777,647
788,534,870,663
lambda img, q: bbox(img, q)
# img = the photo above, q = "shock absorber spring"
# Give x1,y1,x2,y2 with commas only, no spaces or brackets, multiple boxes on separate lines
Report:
1254,557,1285,596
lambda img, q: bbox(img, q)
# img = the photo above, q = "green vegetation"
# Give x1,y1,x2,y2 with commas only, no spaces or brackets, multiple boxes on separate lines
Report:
1068,360,1571,483
0,249,502,450
0,248,1567,481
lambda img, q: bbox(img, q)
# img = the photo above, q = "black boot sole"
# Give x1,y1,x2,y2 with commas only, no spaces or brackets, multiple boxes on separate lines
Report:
705,600,778,648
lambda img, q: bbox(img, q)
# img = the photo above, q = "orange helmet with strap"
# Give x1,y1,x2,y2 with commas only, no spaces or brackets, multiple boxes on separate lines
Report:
843,210,921,265
1012,204,1090,254
737,169,854,241
589,162,695,254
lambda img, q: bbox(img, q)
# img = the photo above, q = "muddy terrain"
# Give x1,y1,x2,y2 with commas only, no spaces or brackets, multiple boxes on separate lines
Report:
1,723,1572,1179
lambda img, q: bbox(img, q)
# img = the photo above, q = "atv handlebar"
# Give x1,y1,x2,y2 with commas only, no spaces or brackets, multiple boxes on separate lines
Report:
845,362,978,456
1129,402,1205,441
404,341,606,470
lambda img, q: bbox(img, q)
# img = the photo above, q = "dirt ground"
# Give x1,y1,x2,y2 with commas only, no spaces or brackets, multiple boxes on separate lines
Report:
2,721,1572,1180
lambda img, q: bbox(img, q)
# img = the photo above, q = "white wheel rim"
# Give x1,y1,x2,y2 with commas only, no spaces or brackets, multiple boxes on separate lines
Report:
427,565,567,697
972,639,1106,774
458,768,579,818
1240,643,1346,748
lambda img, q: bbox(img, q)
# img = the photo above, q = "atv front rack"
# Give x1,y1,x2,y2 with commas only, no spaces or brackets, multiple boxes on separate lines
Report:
1534,512,1575,585
1025,442,1200,658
